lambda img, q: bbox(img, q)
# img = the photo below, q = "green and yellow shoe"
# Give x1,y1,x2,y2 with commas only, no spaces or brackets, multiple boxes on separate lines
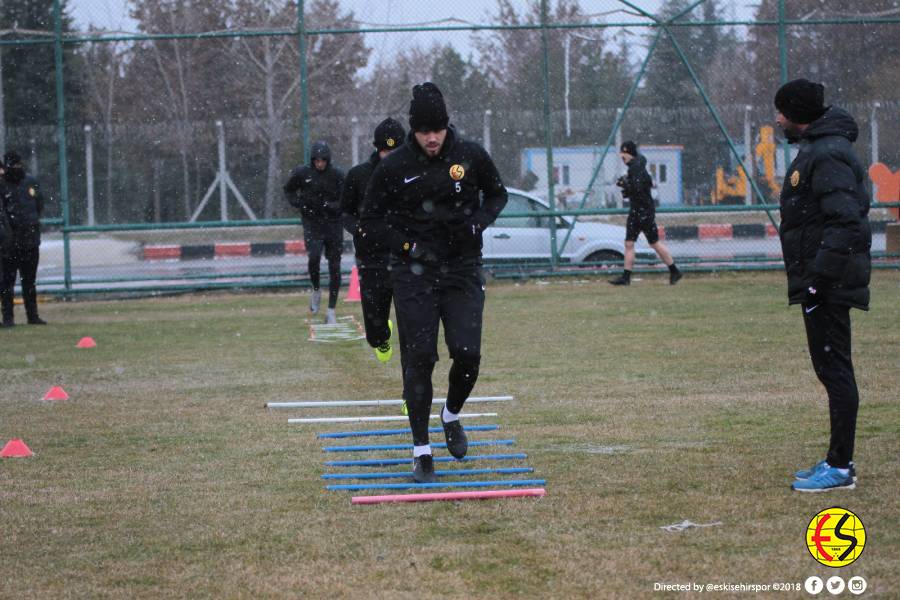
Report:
374,319,393,364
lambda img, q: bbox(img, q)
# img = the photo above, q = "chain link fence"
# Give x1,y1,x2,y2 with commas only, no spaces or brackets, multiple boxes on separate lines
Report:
1,0,898,294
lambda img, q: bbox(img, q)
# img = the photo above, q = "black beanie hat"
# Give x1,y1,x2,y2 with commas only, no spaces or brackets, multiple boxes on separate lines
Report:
620,141,637,156
3,151,23,169
373,118,405,151
409,82,449,132
774,79,828,124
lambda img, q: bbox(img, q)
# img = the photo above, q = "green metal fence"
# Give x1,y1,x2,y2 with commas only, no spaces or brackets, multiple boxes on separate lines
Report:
1,0,897,296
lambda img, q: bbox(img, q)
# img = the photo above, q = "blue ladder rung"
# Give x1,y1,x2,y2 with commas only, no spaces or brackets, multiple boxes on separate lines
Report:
325,453,528,467
322,467,534,480
328,479,546,491
317,425,500,438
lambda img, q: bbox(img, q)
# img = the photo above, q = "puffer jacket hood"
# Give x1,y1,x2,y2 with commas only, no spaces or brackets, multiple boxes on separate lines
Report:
801,107,859,143
310,141,331,167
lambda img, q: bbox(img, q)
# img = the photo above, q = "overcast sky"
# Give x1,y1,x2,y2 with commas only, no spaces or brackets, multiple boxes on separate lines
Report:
66,0,757,63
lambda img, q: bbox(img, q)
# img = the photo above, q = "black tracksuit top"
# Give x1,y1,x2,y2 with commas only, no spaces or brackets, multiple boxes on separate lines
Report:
341,152,387,265
622,154,654,216
1,175,44,249
360,127,507,265
283,161,345,225
779,106,871,309
341,152,378,237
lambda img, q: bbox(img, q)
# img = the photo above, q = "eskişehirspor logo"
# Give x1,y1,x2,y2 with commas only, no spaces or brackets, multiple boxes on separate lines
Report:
806,507,866,567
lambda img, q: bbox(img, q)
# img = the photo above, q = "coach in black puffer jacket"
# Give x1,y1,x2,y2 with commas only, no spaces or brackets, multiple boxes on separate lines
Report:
775,79,871,493
778,105,871,309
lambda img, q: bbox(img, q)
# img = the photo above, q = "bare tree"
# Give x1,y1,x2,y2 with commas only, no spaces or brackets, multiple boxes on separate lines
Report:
129,0,233,220
226,0,369,217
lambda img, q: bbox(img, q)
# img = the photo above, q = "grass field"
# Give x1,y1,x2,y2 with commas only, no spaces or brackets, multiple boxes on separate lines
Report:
1,270,898,598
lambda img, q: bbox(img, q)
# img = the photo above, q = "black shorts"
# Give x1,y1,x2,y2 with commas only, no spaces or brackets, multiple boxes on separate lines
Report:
303,221,343,263
625,212,659,244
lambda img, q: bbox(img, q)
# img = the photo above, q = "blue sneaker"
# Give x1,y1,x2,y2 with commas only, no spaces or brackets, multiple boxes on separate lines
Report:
791,466,856,492
795,460,856,482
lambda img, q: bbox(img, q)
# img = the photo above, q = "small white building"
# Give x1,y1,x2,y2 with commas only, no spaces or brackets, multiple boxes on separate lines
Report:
520,145,684,207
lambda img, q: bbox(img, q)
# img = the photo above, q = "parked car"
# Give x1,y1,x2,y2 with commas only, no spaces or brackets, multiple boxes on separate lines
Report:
483,188,653,265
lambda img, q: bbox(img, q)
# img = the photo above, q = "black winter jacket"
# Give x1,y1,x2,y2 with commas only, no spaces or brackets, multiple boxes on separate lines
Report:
341,152,386,265
1,174,44,250
360,127,507,265
778,106,871,309
621,154,654,215
283,150,345,227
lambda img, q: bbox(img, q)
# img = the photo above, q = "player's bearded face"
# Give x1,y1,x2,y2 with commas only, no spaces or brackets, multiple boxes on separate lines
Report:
776,111,803,142
414,129,447,157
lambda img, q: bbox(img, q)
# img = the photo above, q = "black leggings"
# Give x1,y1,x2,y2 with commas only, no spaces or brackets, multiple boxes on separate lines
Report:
392,262,485,447
304,222,343,309
1,244,40,321
359,264,393,348
802,303,860,469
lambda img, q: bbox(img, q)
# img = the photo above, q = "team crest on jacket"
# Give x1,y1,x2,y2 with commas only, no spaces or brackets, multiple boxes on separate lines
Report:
386,138,395,147
28,187,37,198
449,164,465,181
790,170,800,187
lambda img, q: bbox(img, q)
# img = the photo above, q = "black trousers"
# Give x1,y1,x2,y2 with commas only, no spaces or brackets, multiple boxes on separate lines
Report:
304,221,343,309
1,244,40,322
392,262,485,447
802,303,859,469
358,263,393,348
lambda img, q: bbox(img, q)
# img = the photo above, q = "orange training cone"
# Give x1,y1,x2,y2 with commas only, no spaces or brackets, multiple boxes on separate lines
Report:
345,265,361,302
76,337,97,348
1,439,33,458
43,386,69,401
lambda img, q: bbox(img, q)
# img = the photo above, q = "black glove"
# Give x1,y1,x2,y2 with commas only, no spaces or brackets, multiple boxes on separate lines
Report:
804,280,825,308
396,238,427,259
615,176,626,188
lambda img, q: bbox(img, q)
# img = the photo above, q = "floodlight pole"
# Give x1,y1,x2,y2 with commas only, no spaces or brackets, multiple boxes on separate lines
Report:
85,125,95,225
298,0,310,163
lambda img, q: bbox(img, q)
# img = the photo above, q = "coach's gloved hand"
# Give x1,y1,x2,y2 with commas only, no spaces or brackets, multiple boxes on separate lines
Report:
804,279,825,307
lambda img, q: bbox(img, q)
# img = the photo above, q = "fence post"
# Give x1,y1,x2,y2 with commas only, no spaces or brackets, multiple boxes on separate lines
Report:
29,137,38,175
871,101,880,198
539,0,558,269
744,106,753,206
351,116,359,166
483,109,491,154
85,124,95,225
53,0,72,293
153,160,162,223
217,120,228,221
615,108,623,208
870,101,879,165
0,46,5,155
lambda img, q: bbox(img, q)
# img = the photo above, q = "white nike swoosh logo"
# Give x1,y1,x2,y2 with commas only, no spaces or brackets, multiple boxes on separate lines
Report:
805,304,819,314
404,176,421,184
